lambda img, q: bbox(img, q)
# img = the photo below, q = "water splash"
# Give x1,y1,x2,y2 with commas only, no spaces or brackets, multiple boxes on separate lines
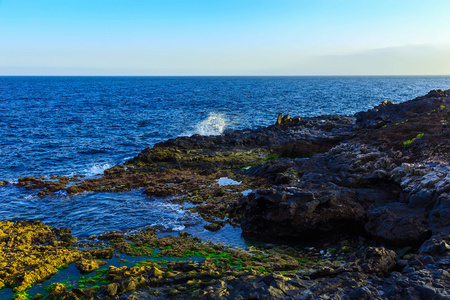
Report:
83,163,111,176
183,112,228,136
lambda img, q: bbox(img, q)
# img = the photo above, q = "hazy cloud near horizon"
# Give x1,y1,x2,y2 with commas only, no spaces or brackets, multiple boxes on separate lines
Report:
301,45,450,76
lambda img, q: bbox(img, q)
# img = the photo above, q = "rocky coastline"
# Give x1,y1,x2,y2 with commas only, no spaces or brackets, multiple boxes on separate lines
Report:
1,89,449,299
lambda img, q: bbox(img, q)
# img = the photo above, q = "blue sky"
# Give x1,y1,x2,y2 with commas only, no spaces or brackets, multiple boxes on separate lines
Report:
0,0,449,75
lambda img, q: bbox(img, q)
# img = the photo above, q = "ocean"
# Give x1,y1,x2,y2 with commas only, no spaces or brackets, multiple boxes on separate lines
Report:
1,76,449,246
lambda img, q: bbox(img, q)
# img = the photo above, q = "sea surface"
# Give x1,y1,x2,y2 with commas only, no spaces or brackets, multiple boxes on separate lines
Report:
1,76,449,247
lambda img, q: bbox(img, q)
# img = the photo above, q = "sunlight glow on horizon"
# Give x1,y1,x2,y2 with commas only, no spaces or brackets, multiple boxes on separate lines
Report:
1,0,450,76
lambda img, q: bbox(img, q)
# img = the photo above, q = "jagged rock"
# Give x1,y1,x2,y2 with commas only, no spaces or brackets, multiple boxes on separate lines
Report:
204,221,226,232
276,113,301,126
276,113,283,125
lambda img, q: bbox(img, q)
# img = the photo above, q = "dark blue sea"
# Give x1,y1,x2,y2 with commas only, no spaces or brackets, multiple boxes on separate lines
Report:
1,76,449,247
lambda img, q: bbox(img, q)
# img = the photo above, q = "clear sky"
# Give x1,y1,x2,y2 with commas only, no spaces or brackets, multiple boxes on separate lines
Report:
1,0,449,75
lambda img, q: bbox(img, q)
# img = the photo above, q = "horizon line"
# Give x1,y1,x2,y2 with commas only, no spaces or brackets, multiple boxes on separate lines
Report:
1,74,450,77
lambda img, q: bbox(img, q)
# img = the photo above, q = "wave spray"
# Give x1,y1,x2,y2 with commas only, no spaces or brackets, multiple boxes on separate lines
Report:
183,112,229,136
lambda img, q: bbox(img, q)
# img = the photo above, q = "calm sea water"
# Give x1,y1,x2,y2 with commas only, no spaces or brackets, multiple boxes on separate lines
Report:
1,76,449,246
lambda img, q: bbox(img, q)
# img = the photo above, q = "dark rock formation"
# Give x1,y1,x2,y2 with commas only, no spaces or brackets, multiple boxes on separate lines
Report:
241,90,449,249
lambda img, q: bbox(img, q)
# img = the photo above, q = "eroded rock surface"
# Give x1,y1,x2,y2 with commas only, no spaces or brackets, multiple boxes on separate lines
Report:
241,90,449,247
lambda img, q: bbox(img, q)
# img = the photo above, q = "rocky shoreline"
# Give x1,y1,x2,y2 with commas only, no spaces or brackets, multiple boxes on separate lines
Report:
1,89,449,299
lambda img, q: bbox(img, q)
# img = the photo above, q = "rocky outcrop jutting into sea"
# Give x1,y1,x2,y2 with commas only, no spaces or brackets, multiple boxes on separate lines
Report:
6,89,450,299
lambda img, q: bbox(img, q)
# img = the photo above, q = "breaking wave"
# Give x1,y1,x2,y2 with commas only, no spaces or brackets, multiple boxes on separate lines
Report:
84,163,111,176
182,112,228,136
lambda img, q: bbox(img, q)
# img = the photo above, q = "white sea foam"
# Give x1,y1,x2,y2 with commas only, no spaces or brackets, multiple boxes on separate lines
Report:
217,177,241,186
182,112,228,136
84,163,111,176
172,225,186,231
241,189,253,196
54,190,68,197
3,178,18,184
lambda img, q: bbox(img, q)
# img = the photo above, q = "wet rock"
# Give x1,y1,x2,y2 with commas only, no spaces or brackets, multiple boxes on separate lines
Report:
75,258,107,273
48,283,68,298
98,231,125,242
204,221,226,232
